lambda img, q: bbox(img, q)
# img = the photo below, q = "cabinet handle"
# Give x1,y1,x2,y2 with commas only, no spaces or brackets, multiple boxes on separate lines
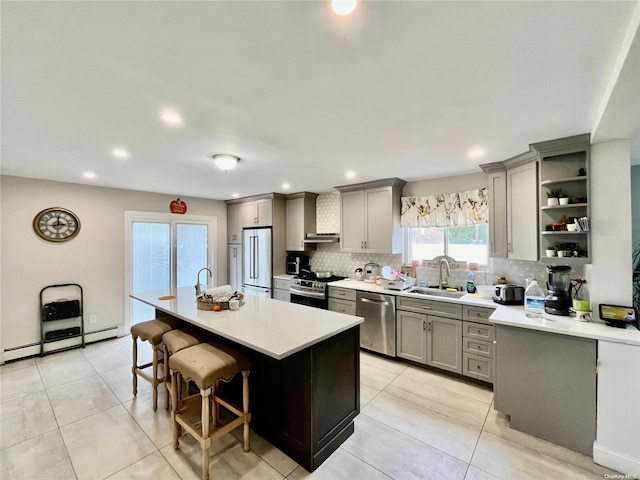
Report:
338,291,345,296
507,242,512,252
423,320,426,331
596,359,601,374
254,217,258,224
427,320,431,332
364,241,367,249
232,234,237,241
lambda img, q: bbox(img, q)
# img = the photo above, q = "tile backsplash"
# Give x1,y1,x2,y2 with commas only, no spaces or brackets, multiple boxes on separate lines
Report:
308,192,587,292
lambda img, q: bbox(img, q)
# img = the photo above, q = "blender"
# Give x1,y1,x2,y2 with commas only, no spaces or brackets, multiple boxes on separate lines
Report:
544,265,572,315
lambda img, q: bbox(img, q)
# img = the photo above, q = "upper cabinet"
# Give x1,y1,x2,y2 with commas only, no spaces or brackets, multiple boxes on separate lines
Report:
285,192,318,252
242,199,273,227
227,204,243,244
482,151,538,261
335,178,406,254
531,134,590,265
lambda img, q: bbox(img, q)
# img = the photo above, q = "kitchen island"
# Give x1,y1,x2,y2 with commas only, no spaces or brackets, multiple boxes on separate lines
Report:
131,287,364,472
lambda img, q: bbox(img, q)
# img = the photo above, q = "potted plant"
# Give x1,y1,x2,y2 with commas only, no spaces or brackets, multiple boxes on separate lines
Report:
545,245,556,257
559,192,569,205
547,189,561,206
555,243,568,257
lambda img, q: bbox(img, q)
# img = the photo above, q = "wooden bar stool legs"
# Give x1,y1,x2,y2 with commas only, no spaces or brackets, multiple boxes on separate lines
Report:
170,342,251,480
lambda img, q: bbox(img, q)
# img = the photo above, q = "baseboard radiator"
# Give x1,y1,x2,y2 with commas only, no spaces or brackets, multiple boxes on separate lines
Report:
2,326,122,363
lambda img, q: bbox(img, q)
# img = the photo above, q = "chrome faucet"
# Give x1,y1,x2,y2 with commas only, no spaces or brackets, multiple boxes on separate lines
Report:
195,267,212,295
438,258,451,289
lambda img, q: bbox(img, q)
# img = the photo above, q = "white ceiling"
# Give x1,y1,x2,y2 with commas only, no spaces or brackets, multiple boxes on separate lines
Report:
1,1,638,199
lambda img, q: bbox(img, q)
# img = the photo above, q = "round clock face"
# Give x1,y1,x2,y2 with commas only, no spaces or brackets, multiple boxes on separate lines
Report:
33,207,81,242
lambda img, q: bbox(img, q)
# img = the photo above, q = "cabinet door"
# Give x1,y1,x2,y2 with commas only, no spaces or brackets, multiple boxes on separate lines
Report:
228,244,243,292
427,315,462,373
228,204,243,243
242,202,258,227
507,162,538,260
273,288,291,302
397,310,427,364
363,187,392,253
257,200,273,226
286,198,304,251
340,190,365,252
487,171,507,258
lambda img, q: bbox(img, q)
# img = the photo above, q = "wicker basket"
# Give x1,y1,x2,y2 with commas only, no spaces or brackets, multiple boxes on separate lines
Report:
196,293,244,311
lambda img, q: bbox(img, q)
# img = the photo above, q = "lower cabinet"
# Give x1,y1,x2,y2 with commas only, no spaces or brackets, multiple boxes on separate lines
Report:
328,287,356,315
273,277,291,302
396,310,462,373
228,244,243,292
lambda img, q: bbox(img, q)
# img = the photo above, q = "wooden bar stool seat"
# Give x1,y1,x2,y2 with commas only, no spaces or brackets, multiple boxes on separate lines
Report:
170,342,251,480
130,316,182,411
162,328,212,409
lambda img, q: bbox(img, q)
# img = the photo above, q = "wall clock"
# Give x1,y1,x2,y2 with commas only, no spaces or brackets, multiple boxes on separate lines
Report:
33,207,81,242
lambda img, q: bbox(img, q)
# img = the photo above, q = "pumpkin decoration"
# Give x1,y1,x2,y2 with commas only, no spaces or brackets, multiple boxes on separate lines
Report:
170,198,187,214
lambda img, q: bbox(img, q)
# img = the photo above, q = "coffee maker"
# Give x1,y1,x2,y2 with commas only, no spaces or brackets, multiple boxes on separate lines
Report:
544,265,572,315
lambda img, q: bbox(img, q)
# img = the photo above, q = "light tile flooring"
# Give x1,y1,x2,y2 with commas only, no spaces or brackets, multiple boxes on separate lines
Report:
1,336,616,479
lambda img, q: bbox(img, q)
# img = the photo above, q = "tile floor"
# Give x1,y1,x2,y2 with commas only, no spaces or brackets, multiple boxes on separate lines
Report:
0,336,616,479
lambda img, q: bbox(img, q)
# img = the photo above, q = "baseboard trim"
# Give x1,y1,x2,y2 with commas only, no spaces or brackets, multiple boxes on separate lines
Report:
1,327,121,363
593,440,640,475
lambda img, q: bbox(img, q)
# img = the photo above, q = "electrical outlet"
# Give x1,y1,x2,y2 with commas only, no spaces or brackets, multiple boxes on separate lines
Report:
89,315,97,324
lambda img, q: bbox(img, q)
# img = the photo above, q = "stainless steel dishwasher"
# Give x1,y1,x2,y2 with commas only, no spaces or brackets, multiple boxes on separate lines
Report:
356,291,396,356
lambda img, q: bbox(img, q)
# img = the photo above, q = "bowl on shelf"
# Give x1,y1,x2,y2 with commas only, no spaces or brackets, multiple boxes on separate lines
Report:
566,223,577,232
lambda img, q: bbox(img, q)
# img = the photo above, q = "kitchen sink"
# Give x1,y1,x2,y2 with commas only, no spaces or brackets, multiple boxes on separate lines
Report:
408,287,466,299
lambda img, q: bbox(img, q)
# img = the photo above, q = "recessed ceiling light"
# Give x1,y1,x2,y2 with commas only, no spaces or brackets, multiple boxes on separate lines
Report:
83,171,96,179
232,193,239,198
161,111,182,125
332,0,357,16
346,170,356,179
282,183,290,190
112,148,129,159
468,148,486,159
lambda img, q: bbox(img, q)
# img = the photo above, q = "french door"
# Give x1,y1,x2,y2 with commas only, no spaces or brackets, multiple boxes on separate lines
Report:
125,212,217,328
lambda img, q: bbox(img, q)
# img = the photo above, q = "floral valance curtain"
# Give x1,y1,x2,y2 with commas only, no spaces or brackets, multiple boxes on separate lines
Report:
400,187,489,227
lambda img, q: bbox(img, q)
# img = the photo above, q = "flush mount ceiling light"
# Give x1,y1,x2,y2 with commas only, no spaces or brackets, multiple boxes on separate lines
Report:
112,148,129,159
161,111,183,125
212,154,240,172
331,0,357,15
468,148,486,159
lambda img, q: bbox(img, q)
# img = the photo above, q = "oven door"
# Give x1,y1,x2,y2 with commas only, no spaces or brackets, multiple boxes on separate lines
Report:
290,288,327,309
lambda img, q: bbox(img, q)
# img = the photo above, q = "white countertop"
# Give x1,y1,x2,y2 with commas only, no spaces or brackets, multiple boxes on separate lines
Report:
327,279,640,346
131,287,363,360
273,274,296,281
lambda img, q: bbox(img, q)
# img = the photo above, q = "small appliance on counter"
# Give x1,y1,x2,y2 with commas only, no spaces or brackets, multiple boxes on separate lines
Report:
493,284,525,305
286,254,309,275
353,268,364,281
544,265,572,315
364,260,380,283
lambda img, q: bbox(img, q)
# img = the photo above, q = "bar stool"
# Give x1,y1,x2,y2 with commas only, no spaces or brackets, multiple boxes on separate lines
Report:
170,342,251,480
162,327,211,409
130,317,182,411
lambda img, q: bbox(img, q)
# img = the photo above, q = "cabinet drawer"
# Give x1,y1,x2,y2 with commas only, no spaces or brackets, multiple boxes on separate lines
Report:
397,297,462,319
463,337,494,358
273,289,291,302
329,287,356,301
463,321,495,341
462,305,495,324
328,298,356,316
273,278,291,290
463,352,494,383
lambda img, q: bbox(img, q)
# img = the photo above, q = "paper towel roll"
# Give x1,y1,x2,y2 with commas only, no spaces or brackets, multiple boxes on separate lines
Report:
205,285,233,296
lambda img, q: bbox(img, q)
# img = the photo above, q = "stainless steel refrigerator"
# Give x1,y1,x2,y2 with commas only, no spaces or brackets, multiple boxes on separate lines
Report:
243,228,272,297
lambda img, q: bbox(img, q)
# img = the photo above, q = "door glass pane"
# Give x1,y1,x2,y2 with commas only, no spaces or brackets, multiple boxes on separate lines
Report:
177,224,208,288
132,222,170,323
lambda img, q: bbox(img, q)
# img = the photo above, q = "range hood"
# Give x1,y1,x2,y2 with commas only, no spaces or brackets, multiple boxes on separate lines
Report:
303,233,340,244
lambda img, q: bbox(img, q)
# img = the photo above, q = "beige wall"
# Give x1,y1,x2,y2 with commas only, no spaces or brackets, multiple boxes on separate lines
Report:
0,176,227,354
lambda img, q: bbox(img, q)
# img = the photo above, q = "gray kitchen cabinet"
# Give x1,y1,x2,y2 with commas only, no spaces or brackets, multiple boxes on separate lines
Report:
461,305,495,383
227,203,243,244
396,296,462,373
335,178,406,254
482,151,538,261
228,244,243,292
273,277,291,302
285,193,318,252
328,287,356,315
242,199,273,227
426,315,462,374
494,324,596,455
531,133,591,265
396,310,427,364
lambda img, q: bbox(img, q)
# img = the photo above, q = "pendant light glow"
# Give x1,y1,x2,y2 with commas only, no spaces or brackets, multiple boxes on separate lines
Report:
332,0,357,16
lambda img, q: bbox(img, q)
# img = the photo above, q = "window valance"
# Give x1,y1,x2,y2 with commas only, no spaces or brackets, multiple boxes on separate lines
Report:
400,187,489,227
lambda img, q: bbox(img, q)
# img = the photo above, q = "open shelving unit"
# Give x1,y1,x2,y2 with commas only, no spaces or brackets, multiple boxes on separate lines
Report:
531,134,591,265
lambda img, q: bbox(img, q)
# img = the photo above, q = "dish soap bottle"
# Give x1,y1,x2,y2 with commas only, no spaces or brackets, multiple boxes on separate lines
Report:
524,280,545,319
466,271,476,293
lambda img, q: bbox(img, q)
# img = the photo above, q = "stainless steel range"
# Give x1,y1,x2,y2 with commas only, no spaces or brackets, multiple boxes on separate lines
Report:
290,272,346,309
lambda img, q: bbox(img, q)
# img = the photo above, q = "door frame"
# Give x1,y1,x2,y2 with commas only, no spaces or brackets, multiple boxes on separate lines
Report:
124,211,217,332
